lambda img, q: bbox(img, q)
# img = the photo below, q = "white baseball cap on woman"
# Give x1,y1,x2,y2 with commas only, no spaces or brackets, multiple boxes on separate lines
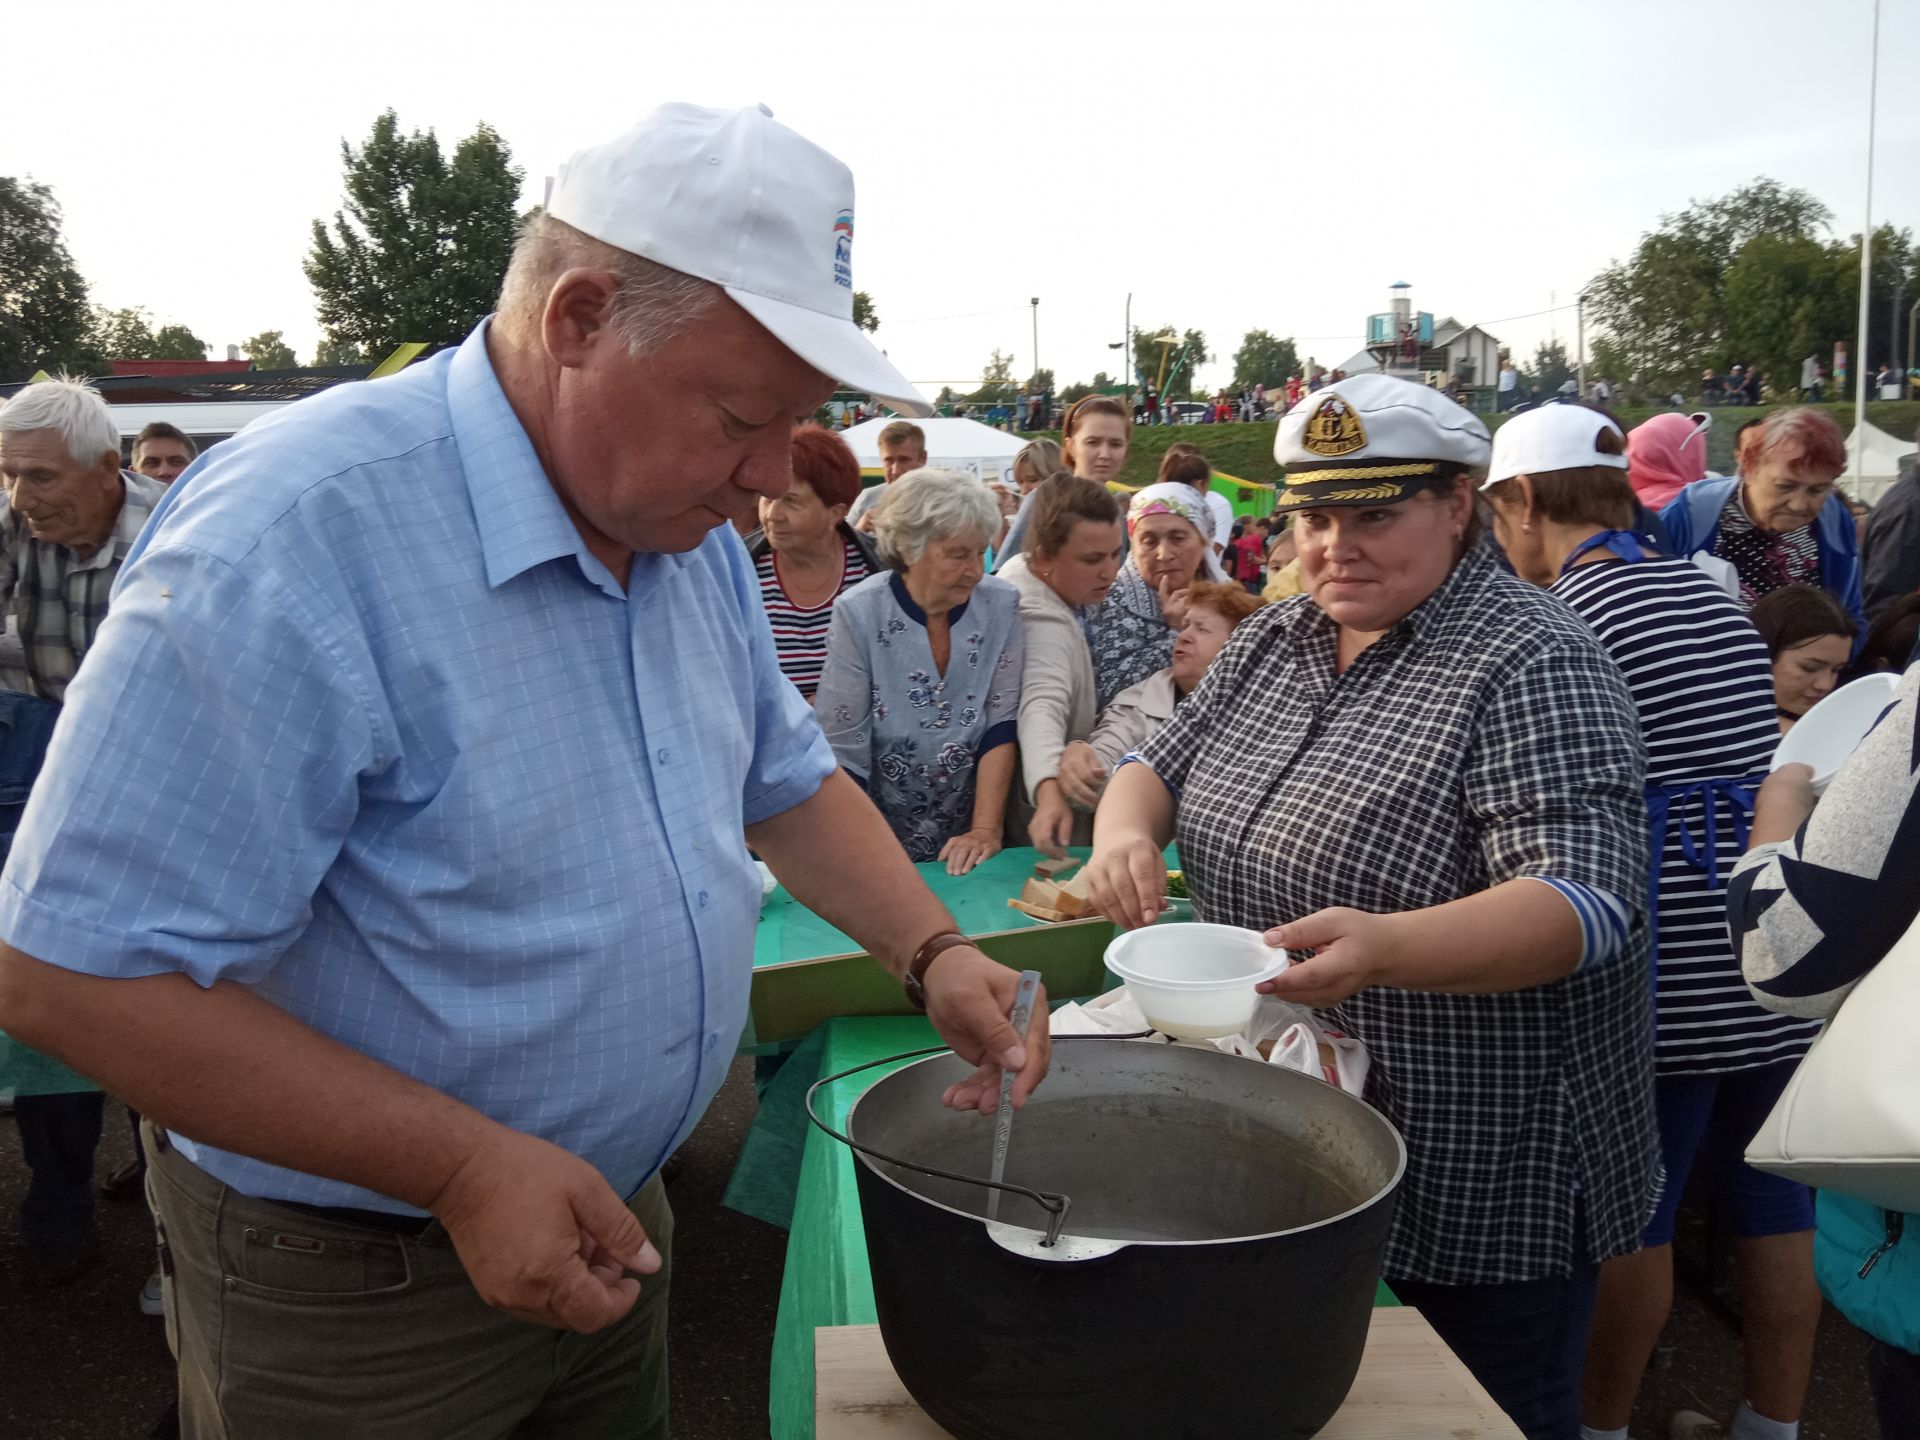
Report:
546,103,930,416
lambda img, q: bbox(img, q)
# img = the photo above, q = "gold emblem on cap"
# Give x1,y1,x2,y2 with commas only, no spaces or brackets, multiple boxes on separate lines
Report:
1301,394,1368,457
1321,483,1404,501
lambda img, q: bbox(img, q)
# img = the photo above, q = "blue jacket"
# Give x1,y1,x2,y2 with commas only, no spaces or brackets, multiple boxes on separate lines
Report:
1816,1193,1918,1354
1660,476,1865,645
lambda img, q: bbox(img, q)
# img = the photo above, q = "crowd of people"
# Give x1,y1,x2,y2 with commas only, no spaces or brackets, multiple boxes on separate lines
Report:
0,100,1917,1440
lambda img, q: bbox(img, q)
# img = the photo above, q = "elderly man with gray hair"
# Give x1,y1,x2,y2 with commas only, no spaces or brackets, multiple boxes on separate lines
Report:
0,104,1050,1439
0,378,166,1294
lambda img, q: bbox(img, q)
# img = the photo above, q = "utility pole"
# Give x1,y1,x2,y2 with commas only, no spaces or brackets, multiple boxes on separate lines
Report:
1576,293,1587,399
1851,0,1880,481
1030,297,1040,389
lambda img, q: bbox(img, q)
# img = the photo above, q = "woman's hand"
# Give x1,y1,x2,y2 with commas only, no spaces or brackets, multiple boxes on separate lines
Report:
1255,908,1402,1007
1029,782,1074,860
1749,762,1817,849
939,827,1002,877
1155,572,1192,628
1082,831,1167,931
1056,742,1108,809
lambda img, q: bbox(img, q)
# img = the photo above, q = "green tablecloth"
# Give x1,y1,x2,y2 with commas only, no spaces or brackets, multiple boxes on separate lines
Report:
0,1031,98,1100
767,1015,939,1440
744,847,1119,1051
757,1014,1398,1440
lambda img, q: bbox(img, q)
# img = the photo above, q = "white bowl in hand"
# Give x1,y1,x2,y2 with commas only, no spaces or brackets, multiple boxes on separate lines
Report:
1773,672,1900,793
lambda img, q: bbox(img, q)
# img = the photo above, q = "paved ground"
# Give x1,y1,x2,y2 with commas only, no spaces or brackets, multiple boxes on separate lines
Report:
0,1063,1884,1438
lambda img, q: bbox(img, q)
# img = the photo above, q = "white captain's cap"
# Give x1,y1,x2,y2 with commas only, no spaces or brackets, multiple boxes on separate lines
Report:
546,102,929,416
1482,404,1629,489
1274,374,1490,511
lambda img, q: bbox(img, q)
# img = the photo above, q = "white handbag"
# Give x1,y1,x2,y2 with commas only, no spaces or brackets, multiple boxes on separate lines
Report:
1745,904,1920,1213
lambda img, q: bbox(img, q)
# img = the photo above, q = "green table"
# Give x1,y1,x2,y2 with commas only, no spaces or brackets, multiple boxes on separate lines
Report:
745,847,1116,1050
755,1014,1397,1440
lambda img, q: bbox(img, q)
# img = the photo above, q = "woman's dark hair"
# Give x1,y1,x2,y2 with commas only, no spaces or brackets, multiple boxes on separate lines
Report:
1029,472,1122,557
789,425,862,510
1156,451,1210,490
1749,583,1853,660
1859,593,1920,673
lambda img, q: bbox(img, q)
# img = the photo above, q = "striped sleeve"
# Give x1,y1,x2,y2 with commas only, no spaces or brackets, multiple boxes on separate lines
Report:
1525,877,1632,970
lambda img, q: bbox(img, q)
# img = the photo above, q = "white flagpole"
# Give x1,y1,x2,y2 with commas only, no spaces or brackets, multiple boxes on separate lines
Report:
1852,0,1881,482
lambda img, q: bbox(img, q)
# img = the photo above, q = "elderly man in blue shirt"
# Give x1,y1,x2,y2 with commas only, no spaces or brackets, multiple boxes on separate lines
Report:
0,105,1048,1440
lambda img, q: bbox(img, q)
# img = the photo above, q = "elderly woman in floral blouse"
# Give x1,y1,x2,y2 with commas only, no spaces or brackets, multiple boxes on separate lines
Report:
816,469,1024,875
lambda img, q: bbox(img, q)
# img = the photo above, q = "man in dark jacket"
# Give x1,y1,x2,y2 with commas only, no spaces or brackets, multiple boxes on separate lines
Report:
1862,437,1920,620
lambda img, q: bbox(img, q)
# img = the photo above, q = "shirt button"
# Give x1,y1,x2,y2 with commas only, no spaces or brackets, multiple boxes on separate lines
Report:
697,890,710,909
656,748,672,765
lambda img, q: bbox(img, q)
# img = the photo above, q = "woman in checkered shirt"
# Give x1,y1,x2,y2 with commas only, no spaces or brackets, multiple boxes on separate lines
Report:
1084,377,1660,1440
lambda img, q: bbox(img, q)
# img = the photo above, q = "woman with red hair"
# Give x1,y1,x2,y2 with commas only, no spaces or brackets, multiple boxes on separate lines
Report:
1662,407,1864,643
746,426,883,701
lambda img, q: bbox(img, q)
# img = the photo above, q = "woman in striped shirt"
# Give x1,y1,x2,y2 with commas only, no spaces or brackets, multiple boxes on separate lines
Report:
746,426,881,702
1484,404,1822,1440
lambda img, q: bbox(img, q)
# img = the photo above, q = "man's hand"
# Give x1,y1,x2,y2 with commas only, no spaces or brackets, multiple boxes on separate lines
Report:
938,827,1002,877
1030,781,1074,859
430,1124,662,1334
1056,742,1108,809
923,946,1052,1113
1255,908,1400,1008
1081,829,1167,931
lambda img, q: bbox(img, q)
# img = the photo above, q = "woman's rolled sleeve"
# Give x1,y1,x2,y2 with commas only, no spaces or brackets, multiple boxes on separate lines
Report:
1464,643,1648,903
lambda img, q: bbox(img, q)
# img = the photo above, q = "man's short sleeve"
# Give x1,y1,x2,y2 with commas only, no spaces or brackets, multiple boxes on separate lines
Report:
0,543,374,987
725,538,835,825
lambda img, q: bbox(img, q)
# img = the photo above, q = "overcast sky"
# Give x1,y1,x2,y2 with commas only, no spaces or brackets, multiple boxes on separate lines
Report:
5,0,1915,394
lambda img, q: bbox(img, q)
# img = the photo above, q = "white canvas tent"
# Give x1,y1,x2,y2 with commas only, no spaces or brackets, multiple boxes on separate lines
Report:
1844,422,1916,506
840,416,1028,487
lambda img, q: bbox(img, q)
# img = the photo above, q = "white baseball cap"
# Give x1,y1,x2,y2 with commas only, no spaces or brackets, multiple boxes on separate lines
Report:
546,103,930,416
1481,404,1629,490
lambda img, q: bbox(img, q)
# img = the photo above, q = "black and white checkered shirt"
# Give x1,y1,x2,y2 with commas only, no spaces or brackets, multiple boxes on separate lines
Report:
0,471,166,702
1137,543,1661,1285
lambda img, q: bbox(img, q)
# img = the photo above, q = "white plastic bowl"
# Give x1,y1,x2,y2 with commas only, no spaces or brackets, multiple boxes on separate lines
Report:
1104,922,1290,1040
1773,672,1900,792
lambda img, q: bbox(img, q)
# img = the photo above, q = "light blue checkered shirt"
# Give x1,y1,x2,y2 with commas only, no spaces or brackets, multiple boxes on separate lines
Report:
0,322,835,1214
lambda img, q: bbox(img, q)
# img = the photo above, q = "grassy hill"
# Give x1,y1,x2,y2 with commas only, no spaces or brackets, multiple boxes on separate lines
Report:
1031,400,1920,497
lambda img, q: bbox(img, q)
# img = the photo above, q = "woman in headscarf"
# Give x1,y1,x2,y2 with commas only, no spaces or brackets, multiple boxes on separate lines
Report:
1079,376,1657,1439
1662,407,1862,644
1084,453,1230,706
1625,412,1709,512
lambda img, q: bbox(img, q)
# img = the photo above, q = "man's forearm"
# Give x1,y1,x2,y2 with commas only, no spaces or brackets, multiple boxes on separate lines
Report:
0,945,495,1210
747,769,959,979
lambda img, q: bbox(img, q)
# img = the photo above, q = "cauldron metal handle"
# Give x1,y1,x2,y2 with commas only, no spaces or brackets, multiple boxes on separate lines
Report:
802,1033,1155,1251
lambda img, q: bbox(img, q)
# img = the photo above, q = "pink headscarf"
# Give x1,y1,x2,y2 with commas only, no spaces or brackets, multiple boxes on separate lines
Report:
1626,413,1709,510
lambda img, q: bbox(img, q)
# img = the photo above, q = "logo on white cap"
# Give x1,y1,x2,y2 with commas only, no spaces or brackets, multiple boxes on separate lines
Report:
833,210,853,291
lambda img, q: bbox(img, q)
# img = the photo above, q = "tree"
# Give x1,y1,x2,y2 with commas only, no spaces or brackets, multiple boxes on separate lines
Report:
1520,339,1574,397
1586,178,1831,393
1132,326,1209,400
150,323,207,361
969,348,1017,407
853,291,878,333
242,330,297,369
305,111,524,357
0,178,99,380
1229,329,1300,391
313,335,369,367
87,305,159,360
1059,372,1116,406
1023,367,1055,396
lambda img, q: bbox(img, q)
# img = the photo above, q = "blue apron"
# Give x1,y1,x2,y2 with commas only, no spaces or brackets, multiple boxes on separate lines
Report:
1561,533,1761,976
